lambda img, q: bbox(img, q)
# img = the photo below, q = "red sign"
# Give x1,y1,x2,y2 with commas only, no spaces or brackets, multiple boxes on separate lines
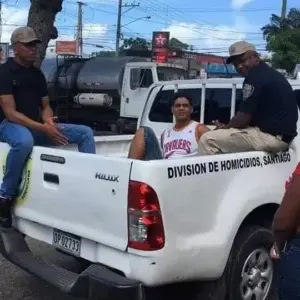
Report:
56,41,78,55
153,54,168,63
152,31,170,49
152,31,170,63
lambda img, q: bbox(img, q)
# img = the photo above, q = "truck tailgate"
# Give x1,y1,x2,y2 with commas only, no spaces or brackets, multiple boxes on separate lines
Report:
3,145,132,252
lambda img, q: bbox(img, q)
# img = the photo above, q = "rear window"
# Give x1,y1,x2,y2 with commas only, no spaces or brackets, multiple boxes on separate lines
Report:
148,88,242,124
157,67,188,81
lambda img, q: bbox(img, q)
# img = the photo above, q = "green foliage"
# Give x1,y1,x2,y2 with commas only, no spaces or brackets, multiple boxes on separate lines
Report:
169,37,189,50
120,37,151,50
91,51,116,57
120,36,193,51
262,8,300,72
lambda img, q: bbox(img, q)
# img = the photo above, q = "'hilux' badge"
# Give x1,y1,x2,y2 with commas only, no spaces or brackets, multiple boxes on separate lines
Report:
95,173,119,182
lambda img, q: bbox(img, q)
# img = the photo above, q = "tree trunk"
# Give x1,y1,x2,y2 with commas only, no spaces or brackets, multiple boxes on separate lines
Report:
27,0,63,68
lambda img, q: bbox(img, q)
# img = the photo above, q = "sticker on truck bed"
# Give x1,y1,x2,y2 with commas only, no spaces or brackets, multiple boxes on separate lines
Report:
167,151,291,179
1,154,32,205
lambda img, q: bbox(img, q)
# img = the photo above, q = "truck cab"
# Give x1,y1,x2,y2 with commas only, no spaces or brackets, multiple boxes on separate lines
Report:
121,62,187,119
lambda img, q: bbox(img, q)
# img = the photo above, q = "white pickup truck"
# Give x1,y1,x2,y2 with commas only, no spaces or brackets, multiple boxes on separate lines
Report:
1,78,300,300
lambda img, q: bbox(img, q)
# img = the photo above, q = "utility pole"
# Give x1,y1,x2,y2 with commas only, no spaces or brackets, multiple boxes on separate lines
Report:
115,1,140,56
76,1,86,56
281,0,287,19
115,0,122,56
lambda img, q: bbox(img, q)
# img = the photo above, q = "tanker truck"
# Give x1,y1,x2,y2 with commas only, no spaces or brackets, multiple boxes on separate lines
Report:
41,55,187,134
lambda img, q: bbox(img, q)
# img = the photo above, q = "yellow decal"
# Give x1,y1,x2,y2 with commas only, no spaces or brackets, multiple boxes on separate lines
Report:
1,153,32,206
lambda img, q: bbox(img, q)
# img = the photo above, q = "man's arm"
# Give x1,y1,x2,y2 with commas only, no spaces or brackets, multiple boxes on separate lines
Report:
0,68,44,131
39,71,54,123
195,123,210,142
272,164,300,251
224,81,261,129
41,96,54,123
1,96,45,131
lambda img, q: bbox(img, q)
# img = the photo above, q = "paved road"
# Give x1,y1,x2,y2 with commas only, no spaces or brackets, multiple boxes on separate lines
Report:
0,238,173,300
0,238,218,300
0,237,84,300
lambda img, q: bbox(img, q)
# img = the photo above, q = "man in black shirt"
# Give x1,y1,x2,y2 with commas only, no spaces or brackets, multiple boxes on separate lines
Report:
198,41,298,155
0,26,96,227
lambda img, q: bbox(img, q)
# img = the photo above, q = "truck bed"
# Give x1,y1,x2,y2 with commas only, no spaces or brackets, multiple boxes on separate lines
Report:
0,140,297,289
61,134,134,157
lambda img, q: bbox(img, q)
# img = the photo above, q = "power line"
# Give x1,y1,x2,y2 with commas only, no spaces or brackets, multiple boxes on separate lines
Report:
64,0,266,35
0,0,270,52
139,7,282,13
115,1,140,56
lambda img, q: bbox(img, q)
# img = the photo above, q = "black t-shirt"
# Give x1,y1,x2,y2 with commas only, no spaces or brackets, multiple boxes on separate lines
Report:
238,62,298,139
0,58,48,122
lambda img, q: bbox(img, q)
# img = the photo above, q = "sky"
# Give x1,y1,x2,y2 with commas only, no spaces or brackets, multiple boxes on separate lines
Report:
0,0,298,57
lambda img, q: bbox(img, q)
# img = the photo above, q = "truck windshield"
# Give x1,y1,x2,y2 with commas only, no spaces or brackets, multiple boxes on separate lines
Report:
157,67,188,81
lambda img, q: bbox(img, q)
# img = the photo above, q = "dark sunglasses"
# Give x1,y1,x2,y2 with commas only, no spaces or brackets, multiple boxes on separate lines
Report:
19,41,39,48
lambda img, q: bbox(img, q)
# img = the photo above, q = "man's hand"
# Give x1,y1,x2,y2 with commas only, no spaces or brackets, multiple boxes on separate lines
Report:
44,116,59,126
212,120,226,130
270,243,280,260
43,122,68,146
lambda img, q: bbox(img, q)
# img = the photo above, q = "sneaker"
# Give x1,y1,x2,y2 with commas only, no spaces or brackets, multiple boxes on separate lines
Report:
0,196,12,228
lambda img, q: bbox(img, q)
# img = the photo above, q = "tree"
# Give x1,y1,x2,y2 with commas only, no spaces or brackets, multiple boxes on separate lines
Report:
90,51,116,57
262,8,300,42
169,37,189,50
27,0,63,68
120,37,151,50
268,28,300,72
261,14,290,43
261,8,300,72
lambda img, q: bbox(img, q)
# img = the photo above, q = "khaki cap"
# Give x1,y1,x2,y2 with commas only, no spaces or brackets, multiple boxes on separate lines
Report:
226,41,256,64
11,26,41,45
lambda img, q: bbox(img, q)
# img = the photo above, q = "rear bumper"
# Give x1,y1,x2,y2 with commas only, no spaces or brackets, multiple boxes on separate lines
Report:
0,227,144,300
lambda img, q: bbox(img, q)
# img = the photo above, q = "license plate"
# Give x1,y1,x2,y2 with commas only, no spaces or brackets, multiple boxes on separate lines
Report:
52,229,81,256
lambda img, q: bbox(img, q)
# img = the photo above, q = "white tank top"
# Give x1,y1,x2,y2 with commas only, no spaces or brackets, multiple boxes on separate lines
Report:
161,121,199,159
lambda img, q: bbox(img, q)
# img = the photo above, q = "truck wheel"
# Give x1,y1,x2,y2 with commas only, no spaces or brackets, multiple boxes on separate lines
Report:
227,225,277,300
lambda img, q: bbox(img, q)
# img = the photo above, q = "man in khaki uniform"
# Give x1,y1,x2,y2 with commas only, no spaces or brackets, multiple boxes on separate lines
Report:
198,41,298,155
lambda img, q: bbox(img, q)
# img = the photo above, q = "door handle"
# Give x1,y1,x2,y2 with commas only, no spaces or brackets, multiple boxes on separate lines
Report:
43,173,59,184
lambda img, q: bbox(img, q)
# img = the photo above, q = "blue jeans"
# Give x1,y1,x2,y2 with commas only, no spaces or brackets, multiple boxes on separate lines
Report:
141,126,163,160
0,120,96,198
278,234,300,299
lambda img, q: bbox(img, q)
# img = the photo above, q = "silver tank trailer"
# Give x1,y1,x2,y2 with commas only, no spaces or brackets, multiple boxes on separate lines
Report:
41,57,87,104
74,56,148,107
76,56,148,92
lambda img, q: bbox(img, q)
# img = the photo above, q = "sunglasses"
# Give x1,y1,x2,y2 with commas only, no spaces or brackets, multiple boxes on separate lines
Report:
19,41,40,48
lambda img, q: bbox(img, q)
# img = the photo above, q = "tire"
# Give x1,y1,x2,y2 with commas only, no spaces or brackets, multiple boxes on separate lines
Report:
226,225,278,300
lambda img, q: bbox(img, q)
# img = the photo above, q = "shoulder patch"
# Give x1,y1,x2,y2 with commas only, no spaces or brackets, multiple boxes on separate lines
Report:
242,84,255,100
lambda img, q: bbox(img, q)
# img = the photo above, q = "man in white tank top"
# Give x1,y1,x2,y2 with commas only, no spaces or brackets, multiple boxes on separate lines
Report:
128,92,209,160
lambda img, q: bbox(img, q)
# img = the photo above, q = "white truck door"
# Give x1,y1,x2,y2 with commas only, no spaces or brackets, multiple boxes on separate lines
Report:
120,66,155,119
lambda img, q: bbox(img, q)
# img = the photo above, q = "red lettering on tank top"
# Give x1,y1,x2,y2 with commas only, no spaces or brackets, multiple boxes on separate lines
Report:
164,138,192,155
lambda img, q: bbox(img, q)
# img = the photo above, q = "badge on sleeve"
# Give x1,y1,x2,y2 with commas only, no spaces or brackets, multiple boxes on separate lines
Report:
242,84,254,100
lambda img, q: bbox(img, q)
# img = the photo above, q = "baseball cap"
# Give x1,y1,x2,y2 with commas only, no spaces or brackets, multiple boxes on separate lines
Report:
226,41,256,64
10,26,41,45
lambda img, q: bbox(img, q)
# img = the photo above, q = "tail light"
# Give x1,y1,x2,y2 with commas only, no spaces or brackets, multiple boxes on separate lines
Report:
127,180,165,251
